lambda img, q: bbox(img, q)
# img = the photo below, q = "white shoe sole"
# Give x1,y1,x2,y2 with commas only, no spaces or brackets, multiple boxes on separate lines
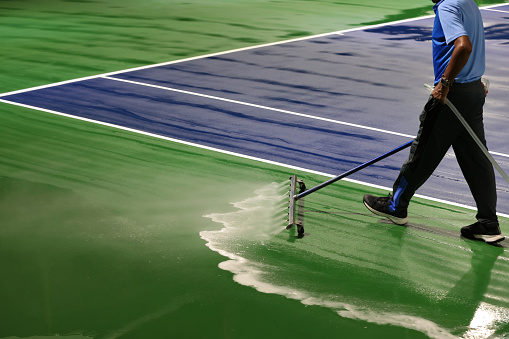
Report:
474,234,505,243
364,201,409,225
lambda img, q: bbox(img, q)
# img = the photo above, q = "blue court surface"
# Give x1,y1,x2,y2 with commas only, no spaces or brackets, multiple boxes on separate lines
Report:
1,4,509,216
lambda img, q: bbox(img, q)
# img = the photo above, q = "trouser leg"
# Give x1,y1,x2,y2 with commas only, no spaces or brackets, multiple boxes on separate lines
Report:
453,131,498,222
390,97,454,212
390,80,496,220
450,83,497,222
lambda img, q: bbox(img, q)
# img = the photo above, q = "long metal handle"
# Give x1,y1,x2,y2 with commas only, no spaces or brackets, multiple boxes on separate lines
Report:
294,140,413,200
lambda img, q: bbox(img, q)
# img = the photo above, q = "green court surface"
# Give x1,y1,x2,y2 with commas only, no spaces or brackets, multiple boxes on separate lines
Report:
1,1,509,338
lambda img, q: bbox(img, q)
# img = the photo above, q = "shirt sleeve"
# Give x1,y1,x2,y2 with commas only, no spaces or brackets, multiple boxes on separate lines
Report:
438,2,468,44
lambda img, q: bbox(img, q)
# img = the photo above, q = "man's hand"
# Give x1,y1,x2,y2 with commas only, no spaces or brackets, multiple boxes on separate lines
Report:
432,82,450,104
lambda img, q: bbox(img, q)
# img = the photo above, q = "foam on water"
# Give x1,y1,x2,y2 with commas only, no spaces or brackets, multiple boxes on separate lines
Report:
203,181,289,244
200,181,502,339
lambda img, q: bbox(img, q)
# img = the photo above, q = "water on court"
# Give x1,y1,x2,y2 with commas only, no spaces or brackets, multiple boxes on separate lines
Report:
200,181,509,339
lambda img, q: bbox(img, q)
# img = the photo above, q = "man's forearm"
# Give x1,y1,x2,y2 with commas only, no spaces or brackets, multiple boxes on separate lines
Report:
443,35,473,82
432,35,472,103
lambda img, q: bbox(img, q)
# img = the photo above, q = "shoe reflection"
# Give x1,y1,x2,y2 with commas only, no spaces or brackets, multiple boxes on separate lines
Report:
438,240,507,337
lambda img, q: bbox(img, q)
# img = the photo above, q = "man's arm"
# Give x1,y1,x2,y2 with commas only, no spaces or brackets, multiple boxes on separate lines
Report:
432,35,473,104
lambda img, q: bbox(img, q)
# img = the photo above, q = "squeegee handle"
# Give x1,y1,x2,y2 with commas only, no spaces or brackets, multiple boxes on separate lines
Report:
295,140,412,200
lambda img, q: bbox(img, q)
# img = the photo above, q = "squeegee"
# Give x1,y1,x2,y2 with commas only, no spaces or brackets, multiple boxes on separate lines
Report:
287,141,413,237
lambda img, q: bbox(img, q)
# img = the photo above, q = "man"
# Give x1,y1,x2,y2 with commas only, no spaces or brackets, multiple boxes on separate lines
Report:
363,0,505,243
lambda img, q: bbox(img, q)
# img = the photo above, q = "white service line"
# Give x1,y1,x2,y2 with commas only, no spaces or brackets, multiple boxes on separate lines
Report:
482,8,509,14
4,96,509,219
102,76,415,139
102,76,509,159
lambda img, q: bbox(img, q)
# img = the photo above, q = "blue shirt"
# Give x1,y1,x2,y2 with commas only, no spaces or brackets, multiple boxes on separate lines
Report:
432,0,485,84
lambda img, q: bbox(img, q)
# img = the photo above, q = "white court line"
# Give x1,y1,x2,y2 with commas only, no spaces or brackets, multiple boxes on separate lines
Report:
0,2,505,99
483,8,509,14
2,96,509,220
481,2,509,10
492,151,509,158
102,76,415,139
0,3,506,155
103,76,509,159
1,2,509,219
0,14,435,98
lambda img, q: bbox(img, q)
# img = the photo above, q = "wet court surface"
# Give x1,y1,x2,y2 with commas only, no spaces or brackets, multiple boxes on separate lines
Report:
1,1,509,338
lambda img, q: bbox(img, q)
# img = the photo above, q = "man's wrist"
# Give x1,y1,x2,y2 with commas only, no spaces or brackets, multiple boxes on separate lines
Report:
440,74,454,88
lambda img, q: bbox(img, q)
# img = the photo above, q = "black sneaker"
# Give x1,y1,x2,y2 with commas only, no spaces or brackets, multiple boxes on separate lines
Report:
363,194,408,225
461,221,505,243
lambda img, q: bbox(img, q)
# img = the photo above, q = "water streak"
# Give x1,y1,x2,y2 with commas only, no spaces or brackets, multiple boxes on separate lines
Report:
201,181,462,339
